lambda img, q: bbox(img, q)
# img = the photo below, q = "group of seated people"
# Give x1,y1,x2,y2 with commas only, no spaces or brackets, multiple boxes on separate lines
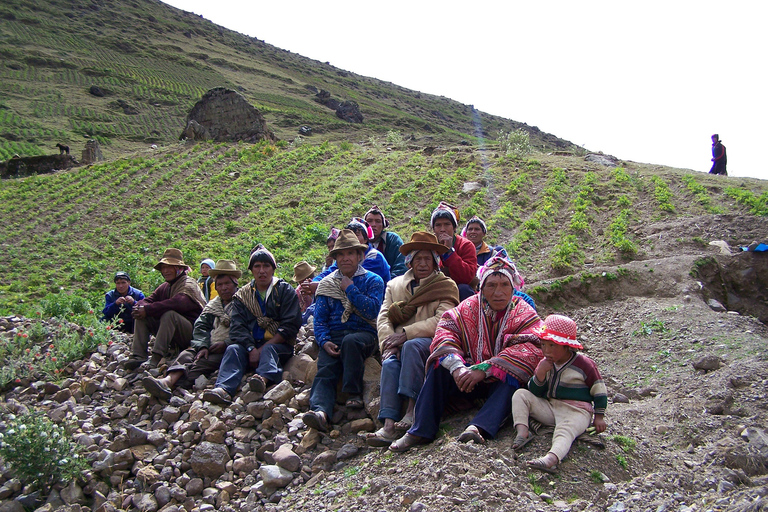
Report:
101,203,607,473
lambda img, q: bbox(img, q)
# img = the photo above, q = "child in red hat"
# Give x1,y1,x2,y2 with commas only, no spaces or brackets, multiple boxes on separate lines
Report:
510,314,607,473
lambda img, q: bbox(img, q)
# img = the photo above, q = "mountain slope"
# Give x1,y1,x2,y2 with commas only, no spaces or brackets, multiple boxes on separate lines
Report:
0,0,575,161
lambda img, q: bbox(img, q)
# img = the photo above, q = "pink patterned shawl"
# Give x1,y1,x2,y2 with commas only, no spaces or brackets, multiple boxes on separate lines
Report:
427,294,543,386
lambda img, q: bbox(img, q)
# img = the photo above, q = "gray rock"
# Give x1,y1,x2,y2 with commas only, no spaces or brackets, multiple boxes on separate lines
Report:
233,456,258,474
263,380,295,405
154,486,171,507
60,481,85,505
612,393,630,404
131,493,158,512
185,478,204,496
127,425,149,446
706,299,727,312
693,354,722,371
259,465,293,489
190,441,230,478
335,443,359,461
273,444,301,472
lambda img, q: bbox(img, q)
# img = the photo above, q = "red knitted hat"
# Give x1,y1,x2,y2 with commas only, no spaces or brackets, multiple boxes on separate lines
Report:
533,314,582,349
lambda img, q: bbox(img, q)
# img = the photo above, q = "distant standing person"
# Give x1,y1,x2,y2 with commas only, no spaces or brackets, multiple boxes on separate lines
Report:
198,259,218,302
709,134,727,176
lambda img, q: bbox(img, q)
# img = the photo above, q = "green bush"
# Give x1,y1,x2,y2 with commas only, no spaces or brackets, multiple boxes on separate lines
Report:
0,412,87,494
497,129,532,158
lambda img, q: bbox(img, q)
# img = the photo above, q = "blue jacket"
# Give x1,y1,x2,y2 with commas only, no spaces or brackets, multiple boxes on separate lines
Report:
514,290,537,311
374,231,407,277
314,246,391,284
314,270,385,347
102,286,145,333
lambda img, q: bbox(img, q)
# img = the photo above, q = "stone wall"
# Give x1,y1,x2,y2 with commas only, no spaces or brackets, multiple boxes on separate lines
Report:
0,154,78,179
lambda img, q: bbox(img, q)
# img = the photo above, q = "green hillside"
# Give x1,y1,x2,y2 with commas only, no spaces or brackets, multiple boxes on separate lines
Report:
0,0,574,160
1,138,766,314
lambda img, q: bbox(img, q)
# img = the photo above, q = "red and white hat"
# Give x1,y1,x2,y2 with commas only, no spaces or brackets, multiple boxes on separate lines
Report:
533,314,582,350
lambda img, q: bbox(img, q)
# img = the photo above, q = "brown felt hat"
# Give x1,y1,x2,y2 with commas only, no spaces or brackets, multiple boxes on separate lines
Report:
399,231,450,256
292,261,317,282
208,259,242,278
329,229,368,257
154,248,188,270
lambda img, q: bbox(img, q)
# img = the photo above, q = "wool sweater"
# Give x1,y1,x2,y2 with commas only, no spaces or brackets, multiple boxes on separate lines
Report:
528,352,608,415
102,286,145,333
439,234,477,286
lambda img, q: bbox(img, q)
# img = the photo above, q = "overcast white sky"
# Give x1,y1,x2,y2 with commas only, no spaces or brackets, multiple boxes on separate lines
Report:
163,0,767,181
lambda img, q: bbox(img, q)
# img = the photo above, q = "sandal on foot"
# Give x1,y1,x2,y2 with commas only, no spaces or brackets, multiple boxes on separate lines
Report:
512,431,535,451
303,410,329,433
142,376,172,401
202,387,232,405
527,457,558,474
345,396,364,409
388,433,428,453
248,374,267,393
457,425,486,445
366,428,398,448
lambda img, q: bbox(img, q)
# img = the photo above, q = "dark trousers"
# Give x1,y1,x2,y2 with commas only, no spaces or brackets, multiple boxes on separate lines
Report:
309,330,377,417
409,364,519,440
458,284,476,302
132,311,193,360
167,348,224,389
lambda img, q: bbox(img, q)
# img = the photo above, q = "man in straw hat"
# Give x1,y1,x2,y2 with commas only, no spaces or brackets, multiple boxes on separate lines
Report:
389,255,543,452
293,260,317,325
430,201,478,302
203,245,301,405
511,314,607,474
124,248,207,371
303,229,385,432
366,232,460,447
312,218,391,285
141,260,241,400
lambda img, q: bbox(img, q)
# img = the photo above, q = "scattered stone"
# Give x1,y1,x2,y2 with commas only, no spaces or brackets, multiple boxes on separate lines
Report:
273,444,301,472
264,380,296,405
706,299,727,312
693,354,722,371
190,442,230,478
259,465,294,489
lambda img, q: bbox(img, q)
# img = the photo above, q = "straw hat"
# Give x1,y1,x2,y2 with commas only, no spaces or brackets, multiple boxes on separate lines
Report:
399,231,450,256
292,261,317,282
154,248,187,270
532,314,582,350
208,259,242,278
329,229,368,257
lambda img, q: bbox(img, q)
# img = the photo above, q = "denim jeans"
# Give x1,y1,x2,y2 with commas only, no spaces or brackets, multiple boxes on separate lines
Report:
309,330,377,417
378,337,432,421
214,342,293,397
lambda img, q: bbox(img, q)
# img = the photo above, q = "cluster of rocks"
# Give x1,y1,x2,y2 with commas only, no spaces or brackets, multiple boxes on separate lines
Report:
313,90,363,124
0,320,382,512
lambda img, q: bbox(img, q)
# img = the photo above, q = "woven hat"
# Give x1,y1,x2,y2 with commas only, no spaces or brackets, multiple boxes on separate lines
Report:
114,271,131,282
430,201,460,228
461,215,487,236
346,217,374,242
292,261,317,282
248,244,277,269
364,205,389,228
533,314,582,350
329,229,368,257
326,227,341,243
208,259,241,278
477,254,525,291
154,248,187,270
399,231,449,256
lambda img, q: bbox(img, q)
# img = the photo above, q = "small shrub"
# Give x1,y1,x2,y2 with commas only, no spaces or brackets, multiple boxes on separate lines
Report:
650,176,675,212
616,454,629,470
498,128,532,158
385,130,405,148
0,412,87,495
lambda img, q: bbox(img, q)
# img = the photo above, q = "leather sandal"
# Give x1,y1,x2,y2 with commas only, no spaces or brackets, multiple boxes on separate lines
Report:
388,433,428,453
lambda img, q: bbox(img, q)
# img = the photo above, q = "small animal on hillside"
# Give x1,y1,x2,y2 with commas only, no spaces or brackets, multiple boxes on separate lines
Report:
56,143,70,155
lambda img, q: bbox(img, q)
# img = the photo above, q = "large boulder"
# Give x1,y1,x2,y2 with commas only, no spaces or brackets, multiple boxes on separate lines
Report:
180,87,275,143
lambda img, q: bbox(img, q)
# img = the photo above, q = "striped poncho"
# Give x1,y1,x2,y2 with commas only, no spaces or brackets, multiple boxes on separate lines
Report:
427,294,543,386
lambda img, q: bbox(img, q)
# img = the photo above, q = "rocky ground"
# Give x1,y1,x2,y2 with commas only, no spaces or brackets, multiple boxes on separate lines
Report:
0,241,767,512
